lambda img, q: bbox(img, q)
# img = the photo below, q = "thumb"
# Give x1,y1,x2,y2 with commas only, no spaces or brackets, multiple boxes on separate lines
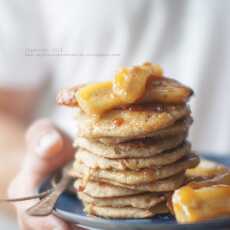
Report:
23,118,75,178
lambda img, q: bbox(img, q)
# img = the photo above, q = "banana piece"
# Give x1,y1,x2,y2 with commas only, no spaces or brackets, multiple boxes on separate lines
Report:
172,184,230,223
76,81,123,116
113,63,163,103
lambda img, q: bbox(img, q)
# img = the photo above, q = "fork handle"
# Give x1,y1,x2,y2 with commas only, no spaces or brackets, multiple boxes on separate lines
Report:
26,189,64,216
26,176,71,216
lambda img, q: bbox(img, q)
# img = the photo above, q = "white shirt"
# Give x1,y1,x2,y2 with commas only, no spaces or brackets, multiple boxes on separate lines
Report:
0,0,230,154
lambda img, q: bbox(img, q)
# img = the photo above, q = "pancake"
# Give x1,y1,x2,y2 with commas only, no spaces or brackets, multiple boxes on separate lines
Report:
108,173,186,192
78,192,165,209
74,134,187,159
74,179,144,198
97,116,193,144
72,153,198,185
83,202,169,219
75,142,191,170
75,104,190,139
71,172,186,192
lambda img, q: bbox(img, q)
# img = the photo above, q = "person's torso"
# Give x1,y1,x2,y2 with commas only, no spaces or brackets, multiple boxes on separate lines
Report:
39,0,230,154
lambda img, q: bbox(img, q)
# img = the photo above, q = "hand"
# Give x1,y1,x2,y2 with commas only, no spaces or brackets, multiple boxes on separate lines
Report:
8,119,80,230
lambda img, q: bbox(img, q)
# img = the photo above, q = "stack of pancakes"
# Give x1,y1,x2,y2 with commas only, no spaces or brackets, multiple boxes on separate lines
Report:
58,64,200,219
69,105,199,218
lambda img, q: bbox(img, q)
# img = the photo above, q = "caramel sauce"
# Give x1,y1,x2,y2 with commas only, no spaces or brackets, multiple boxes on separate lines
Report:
112,118,124,127
78,185,85,192
98,182,107,186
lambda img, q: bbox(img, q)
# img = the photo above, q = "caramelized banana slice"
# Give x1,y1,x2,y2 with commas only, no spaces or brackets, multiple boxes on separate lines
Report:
172,184,230,223
76,81,123,116
188,171,230,188
141,77,193,104
113,63,163,103
186,159,228,179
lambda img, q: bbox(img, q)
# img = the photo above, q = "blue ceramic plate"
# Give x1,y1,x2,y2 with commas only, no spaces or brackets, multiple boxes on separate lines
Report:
39,154,230,230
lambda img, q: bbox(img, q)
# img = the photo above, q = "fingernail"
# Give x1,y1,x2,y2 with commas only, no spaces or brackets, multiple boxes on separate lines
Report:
35,131,61,157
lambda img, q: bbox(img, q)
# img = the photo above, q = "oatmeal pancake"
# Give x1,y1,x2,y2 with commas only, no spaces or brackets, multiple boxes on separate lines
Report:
75,142,191,170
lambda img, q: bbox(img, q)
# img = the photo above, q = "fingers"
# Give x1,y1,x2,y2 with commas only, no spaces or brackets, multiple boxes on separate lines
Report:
8,119,75,230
